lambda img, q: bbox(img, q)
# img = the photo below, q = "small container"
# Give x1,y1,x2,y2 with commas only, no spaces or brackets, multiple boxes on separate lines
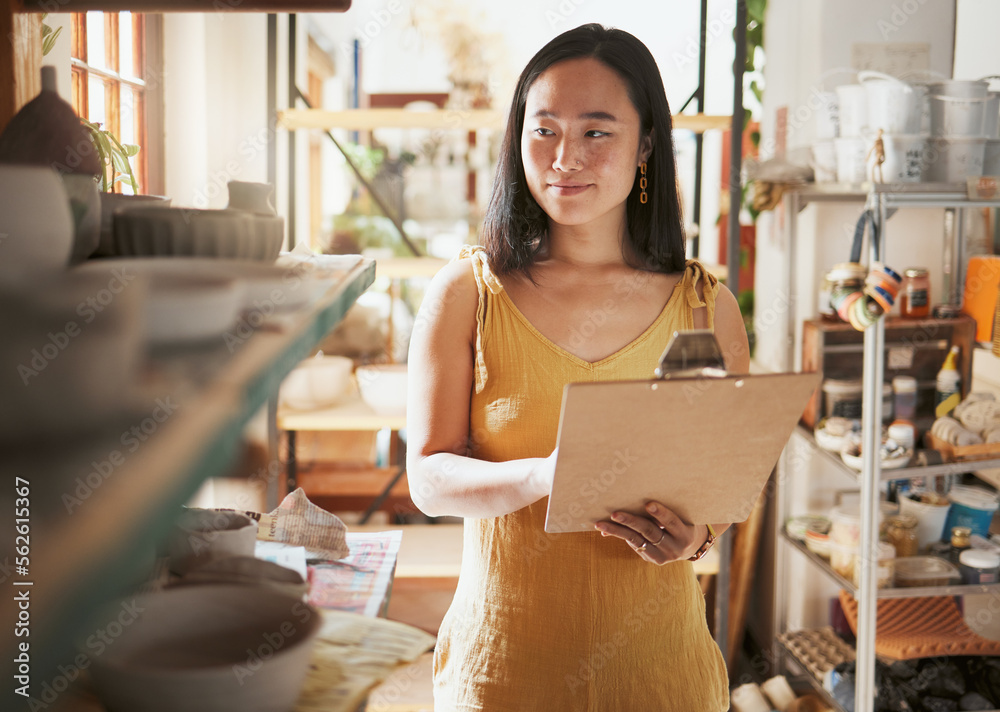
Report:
886,514,919,557
951,525,973,565
786,515,831,541
830,541,856,580
888,420,916,452
900,268,930,318
830,505,864,547
960,549,1000,584
822,379,894,422
826,263,866,322
893,556,960,587
945,484,1000,538
805,528,832,560
892,376,918,421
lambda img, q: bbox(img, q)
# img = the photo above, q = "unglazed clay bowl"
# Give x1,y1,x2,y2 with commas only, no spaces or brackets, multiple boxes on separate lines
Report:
96,193,172,256
112,207,279,261
166,509,258,575
88,584,322,712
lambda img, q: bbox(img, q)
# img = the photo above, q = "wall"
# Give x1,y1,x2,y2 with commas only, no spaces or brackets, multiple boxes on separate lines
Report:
163,13,270,209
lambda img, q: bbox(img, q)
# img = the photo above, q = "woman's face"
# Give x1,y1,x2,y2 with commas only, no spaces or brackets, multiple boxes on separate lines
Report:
521,56,651,233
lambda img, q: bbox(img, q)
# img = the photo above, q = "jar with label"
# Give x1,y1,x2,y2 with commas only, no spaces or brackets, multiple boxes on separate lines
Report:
886,514,919,557
900,268,930,318
960,549,1000,584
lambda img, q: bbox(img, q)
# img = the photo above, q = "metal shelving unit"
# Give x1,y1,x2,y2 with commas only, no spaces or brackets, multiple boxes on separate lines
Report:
775,182,1000,711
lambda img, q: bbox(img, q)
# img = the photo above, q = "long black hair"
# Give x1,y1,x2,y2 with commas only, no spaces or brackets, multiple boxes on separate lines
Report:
481,23,686,276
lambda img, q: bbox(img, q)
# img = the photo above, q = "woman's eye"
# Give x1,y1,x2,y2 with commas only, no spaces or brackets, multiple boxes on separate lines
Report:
586,130,610,138
534,127,554,136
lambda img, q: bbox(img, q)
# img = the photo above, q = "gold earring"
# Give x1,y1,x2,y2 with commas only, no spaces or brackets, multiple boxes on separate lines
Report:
639,162,648,204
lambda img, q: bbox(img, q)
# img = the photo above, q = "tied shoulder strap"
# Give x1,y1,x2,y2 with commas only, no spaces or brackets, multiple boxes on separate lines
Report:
452,246,504,393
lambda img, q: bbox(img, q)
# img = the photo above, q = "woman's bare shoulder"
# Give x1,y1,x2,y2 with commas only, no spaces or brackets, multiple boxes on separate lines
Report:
414,257,481,342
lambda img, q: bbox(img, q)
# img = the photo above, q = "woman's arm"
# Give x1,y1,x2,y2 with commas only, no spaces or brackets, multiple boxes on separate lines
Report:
405,259,554,519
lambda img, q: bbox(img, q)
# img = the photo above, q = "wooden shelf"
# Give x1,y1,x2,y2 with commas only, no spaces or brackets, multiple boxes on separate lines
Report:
279,390,406,432
2,257,375,687
278,108,734,135
17,0,351,11
376,256,448,280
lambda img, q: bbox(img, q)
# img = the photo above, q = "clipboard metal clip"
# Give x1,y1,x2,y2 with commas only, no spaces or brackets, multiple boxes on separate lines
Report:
654,329,728,380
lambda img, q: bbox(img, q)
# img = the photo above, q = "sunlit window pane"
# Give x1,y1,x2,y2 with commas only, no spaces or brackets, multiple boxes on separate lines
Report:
86,12,105,69
88,77,106,128
119,12,134,78
120,86,136,147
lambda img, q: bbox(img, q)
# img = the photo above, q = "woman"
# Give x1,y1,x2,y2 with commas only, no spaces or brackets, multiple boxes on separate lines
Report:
407,23,750,711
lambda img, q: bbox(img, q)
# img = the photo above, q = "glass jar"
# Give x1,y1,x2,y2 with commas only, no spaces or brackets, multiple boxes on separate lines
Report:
826,263,866,323
886,514,919,557
892,375,918,422
900,268,930,318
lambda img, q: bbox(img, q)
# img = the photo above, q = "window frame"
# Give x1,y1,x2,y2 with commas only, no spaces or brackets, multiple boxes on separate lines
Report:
70,11,162,195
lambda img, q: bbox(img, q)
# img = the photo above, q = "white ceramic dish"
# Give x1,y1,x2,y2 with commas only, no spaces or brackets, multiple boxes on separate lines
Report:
79,257,318,312
88,584,321,712
280,354,355,410
840,435,912,471
355,363,408,416
112,207,283,261
0,271,144,437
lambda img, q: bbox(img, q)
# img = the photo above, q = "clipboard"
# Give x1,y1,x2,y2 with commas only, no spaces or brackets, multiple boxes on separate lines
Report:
543,363,820,534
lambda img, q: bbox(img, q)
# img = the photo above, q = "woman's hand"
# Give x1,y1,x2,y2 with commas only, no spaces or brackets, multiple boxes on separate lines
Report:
594,501,707,565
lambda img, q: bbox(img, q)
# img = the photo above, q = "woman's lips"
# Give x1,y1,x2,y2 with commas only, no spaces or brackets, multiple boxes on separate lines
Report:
548,183,590,196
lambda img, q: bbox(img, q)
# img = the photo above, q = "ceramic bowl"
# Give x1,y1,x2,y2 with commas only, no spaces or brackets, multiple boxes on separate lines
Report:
112,207,280,261
166,509,259,575
177,556,309,599
96,193,172,256
355,363,408,416
0,270,144,438
0,165,73,285
88,584,322,712
280,354,355,411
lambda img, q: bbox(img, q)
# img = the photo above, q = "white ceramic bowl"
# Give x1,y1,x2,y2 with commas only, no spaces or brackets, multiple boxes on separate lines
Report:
88,584,322,712
280,354,354,411
0,271,144,437
112,207,282,261
0,165,73,285
355,363,408,416
166,509,258,575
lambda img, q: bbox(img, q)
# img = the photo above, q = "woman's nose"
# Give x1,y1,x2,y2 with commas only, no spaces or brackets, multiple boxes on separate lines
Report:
552,138,582,171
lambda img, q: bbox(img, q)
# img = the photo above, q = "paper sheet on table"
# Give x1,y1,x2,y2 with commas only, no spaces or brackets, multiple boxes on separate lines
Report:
308,531,402,617
255,540,309,580
294,609,435,712
254,488,350,560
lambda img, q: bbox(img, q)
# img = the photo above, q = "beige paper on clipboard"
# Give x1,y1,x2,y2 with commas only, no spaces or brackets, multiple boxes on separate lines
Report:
543,372,821,533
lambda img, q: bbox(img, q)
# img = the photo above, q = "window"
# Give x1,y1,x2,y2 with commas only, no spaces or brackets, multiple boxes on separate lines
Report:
70,11,148,194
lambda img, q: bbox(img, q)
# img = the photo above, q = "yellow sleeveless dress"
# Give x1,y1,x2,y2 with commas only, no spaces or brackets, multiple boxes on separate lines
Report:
432,246,730,712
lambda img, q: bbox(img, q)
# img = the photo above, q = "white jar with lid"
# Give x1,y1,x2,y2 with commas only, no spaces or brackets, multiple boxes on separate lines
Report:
960,549,1000,584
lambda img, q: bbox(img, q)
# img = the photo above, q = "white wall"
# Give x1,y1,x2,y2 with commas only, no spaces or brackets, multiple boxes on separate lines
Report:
954,0,1000,81
163,14,269,210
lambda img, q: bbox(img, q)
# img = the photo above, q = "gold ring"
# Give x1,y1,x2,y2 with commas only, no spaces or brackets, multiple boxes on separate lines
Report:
636,541,647,552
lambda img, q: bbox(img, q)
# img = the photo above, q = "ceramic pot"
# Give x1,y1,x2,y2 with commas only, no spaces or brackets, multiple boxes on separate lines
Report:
227,180,276,215
60,173,102,264
97,193,172,256
166,509,258,575
0,165,74,285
